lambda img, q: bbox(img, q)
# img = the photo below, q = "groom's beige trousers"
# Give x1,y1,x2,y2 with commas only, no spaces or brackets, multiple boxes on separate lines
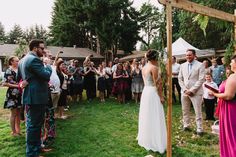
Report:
181,94,203,132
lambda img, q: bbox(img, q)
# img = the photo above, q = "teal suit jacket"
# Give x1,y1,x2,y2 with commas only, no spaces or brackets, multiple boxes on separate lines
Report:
17,52,52,105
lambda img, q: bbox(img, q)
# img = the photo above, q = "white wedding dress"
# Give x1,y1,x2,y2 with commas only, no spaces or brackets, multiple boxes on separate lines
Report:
137,72,167,153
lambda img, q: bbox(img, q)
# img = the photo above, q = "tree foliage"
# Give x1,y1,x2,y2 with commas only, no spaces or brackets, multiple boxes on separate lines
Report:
14,38,28,57
50,0,140,57
174,0,236,49
139,3,162,49
23,25,48,43
6,24,24,44
0,22,5,43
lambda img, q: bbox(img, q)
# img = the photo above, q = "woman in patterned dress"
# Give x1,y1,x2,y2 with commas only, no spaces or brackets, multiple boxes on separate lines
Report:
3,56,22,136
131,61,144,104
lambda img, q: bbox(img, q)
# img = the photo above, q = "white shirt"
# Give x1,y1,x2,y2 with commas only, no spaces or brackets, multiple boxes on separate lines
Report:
172,63,180,78
50,65,61,93
104,67,112,79
202,81,219,99
111,64,117,73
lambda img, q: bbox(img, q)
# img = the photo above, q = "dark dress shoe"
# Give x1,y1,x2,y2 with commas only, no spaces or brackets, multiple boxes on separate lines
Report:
196,131,204,136
183,127,191,132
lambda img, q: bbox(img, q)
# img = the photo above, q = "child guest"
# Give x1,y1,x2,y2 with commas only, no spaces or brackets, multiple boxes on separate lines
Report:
202,73,218,120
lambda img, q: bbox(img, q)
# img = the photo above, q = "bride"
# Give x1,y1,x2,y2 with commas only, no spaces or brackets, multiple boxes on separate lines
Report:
137,49,167,154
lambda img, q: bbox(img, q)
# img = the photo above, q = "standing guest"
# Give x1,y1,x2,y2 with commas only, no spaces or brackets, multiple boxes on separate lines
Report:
3,56,21,136
69,60,84,102
209,55,236,157
202,73,218,120
96,64,106,102
131,61,144,104
48,51,62,111
41,55,58,147
112,63,129,103
131,58,138,71
210,58,224,87
111,58,119,98
68,59,75,73
83,54,92,67
172,56,181,103
56,60,69,119
124,62,132,102
139,58,146,70
111,57,119,73
202,59,211,74
67,59,76,101
17,39,52,157
41,87,55,149
178,49,205,136
83,61,96,101
104,61,113,98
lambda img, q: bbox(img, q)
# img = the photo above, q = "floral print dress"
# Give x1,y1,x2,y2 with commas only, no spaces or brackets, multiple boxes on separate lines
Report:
3,68,21,109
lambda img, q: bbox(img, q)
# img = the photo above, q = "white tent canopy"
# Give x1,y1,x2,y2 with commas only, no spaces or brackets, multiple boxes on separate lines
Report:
166,37,215,59
171,37,199,55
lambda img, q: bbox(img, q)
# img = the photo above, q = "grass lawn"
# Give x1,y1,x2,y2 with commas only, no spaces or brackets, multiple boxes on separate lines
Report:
0,87,219,157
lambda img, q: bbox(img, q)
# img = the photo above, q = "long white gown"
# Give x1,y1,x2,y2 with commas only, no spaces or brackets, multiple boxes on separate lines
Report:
137,72,167,153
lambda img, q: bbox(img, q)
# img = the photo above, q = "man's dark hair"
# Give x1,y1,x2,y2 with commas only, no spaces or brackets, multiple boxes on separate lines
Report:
172,56,176,60
29,39,44,51
187,49,196,55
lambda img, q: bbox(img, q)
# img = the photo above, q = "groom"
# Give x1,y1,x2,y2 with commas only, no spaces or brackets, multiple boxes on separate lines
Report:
178,49,205,136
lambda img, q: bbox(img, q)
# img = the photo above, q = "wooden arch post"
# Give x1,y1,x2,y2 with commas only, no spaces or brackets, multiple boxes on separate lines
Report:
166,1,173,157
157,1,236,157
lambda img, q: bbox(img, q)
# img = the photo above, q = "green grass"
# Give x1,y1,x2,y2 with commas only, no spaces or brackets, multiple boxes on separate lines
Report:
0,87,219,157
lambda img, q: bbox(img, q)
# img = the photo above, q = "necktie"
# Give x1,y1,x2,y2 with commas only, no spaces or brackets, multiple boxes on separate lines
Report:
188,63,192,73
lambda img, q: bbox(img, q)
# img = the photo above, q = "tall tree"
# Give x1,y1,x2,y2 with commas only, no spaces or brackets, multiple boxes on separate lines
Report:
7,24,24,44
24,27,36,42
50,0,89,47
139,3,162,49
0,22,5,43
50,0,140,57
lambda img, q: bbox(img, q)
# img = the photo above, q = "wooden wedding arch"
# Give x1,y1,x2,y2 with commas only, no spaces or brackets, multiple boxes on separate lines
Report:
157,0,236,156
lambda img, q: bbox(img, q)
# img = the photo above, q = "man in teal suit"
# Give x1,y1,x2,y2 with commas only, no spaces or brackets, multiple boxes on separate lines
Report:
17,39,52,157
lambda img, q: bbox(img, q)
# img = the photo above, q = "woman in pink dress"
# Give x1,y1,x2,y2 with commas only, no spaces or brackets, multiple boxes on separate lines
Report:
210,55,236,157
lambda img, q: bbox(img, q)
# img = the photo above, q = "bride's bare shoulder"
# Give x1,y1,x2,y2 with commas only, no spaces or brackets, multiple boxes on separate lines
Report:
150,65,158,72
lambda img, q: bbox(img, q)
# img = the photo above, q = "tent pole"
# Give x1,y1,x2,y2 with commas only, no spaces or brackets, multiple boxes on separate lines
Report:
166,1,173,157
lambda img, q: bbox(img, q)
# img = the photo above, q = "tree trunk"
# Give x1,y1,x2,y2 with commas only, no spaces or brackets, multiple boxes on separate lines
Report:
96,35,101,54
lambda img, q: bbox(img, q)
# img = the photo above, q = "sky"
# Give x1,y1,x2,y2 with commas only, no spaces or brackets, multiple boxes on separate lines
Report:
0,0,161,32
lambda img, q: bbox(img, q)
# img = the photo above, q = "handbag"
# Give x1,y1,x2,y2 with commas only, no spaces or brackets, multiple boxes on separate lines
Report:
211,120,219,135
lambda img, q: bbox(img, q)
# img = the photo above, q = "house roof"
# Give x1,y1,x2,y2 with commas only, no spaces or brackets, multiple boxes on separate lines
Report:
120,51,147,62
0,44,104,59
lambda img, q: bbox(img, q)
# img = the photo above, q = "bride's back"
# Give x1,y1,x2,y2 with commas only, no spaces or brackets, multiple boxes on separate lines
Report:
142,63,155,86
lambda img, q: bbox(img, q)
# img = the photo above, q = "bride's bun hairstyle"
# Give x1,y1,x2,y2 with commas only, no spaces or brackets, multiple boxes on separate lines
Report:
146,49,158,61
